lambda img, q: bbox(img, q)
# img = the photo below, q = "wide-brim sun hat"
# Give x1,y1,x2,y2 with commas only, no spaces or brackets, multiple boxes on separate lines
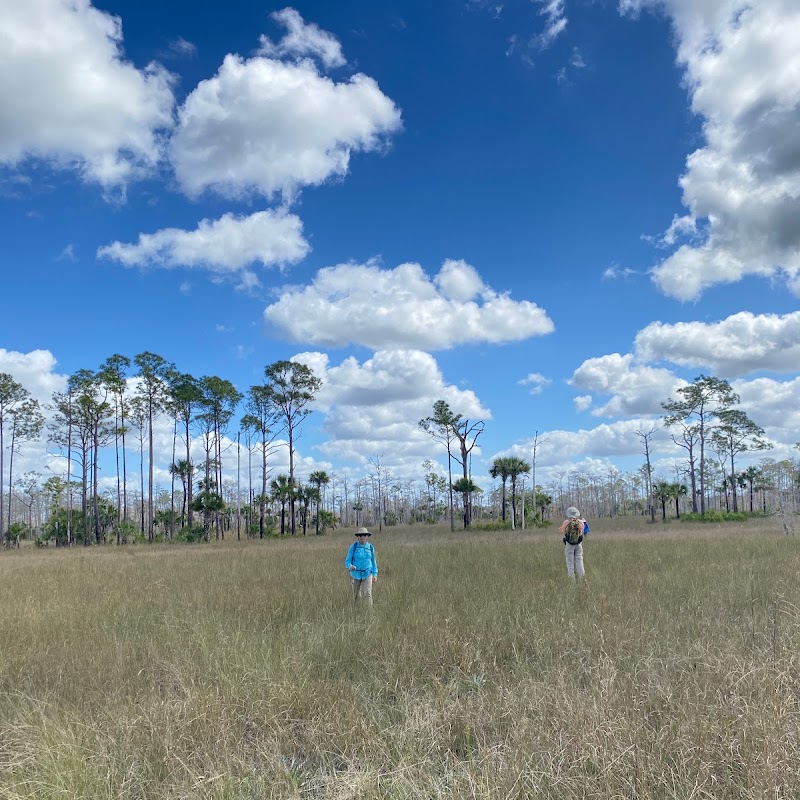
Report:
566,507,580,518
356,527,372,536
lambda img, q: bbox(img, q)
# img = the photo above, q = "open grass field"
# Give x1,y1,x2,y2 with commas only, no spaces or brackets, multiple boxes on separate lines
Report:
1,517,799,798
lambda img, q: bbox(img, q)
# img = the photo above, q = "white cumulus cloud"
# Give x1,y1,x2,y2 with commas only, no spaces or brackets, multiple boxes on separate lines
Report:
623,0,800,299
0,348,67,405
97,209,309,279
0,0,175,189
635,311,800,377
264,260,554,350
519,372,552,395
170,38,401,200
292,349,491,471
571,353,686,417
732,375,800,455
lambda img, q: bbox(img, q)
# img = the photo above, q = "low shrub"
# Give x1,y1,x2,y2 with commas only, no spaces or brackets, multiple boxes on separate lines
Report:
681,510,748,523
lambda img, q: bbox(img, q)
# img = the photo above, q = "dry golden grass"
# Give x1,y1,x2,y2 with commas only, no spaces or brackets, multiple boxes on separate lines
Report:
0,517,798,798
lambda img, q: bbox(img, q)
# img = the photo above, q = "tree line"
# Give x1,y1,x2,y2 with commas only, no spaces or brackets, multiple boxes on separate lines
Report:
0,362,793,546
0,355,320,546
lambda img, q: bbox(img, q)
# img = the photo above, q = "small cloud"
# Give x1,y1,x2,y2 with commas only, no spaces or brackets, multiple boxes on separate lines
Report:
56,244,76,261
467,1,503,17
236,270,262,293
390,16,407,31
258,7,346,69
556,47,588,86
570,47,587,69
574,395,592,412
215,324,233,333
519,372,552,395
506,34,519,57
233,344,254,360
535,0,567,50
164,37,197,59
660,214,698,247
603,263,639,280
179,281,192,294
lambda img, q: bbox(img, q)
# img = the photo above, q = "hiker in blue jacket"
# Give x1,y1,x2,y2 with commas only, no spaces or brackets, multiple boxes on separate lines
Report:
345,527,378,607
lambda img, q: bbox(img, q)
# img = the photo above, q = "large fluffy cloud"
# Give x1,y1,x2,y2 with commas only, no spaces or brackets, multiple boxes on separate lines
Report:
0,0,175,188
635,311,800,376
731,375,800,451
264,259,554,349
97,209,309,279
570,353,685,416
170,39,401,200
0,349,66,405
293,349,491,471
622,0,800,299
0,349,69,476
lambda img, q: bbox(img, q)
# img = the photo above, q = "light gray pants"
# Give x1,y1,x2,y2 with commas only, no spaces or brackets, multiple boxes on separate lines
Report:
352,575,373,607
565,542,585,579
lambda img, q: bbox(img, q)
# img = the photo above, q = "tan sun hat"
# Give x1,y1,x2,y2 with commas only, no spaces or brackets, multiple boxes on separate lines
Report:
355,527,372,536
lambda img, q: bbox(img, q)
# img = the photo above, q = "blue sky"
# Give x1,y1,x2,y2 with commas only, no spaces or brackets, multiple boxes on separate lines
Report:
2,0,800,495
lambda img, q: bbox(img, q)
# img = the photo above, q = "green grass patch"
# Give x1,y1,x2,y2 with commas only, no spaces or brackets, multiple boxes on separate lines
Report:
681,510,749,523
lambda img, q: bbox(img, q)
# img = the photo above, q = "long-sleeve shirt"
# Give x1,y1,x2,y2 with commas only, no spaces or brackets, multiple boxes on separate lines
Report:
345,541,378,579
559,518,589,537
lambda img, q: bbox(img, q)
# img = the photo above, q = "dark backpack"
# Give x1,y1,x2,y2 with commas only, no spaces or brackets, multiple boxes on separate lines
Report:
564,518,583,545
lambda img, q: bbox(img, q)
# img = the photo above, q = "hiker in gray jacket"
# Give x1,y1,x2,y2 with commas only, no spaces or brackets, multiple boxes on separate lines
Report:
559,506,589,580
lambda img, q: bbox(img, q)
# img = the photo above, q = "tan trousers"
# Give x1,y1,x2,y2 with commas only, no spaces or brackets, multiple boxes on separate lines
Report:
352,575,373,607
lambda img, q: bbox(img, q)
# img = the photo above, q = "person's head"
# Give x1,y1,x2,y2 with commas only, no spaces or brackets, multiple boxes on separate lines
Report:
566,506,580,519
355,527,372,540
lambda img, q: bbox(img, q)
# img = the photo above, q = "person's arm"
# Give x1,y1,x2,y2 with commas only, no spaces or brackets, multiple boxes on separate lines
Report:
345,543,356,571
559,519,569,534
371,544,378,579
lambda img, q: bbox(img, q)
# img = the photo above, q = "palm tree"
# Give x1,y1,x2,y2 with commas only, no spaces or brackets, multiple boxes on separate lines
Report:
191,479,225,542
296,484,319,536
270,475,292,536
672,483,688,518
654,480,673,522
308,470,330,535
505,457,530,528
490,456,530,526
170,460,191,527
452,477,479,528
740,466,760,512
489,458,512,521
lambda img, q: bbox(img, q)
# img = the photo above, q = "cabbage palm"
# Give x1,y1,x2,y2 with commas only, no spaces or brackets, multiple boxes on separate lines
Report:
489,458,511,521
309,470,330,535
270,475,292,536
